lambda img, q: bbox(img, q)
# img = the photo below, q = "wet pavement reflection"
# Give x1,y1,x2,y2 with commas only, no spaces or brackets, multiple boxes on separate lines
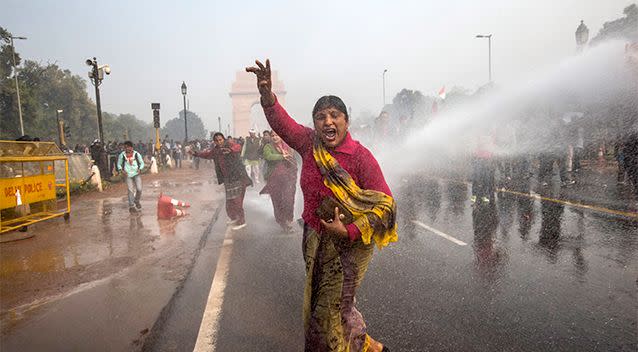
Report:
472,203,507,282
387,174,637,351
0,171,222,336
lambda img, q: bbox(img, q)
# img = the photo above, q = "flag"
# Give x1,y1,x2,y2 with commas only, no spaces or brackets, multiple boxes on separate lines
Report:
438,86,446,100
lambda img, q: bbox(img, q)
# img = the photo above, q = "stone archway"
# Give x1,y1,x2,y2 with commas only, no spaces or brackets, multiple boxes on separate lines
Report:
229,71,286,137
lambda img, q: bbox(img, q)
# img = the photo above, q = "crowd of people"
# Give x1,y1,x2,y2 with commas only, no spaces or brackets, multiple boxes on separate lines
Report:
11,50,635,352
68,137,214,181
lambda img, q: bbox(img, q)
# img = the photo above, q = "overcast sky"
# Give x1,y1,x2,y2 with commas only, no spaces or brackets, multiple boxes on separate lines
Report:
1,0,631,133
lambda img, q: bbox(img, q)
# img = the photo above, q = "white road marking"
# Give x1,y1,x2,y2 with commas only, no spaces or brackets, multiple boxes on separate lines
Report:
193,227,234,352
411,220,468,246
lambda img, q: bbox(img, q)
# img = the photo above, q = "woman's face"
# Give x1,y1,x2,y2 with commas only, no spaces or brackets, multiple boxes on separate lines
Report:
313,107,349,149
213,135,225,147
271,133,282,144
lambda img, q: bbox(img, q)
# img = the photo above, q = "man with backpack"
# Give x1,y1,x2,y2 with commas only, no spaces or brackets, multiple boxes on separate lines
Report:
117,141,145,213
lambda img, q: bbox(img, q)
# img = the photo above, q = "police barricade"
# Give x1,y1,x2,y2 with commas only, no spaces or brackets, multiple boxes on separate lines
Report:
0,141,70,233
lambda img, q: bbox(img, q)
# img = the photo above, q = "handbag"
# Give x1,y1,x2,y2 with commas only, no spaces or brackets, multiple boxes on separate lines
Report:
315,196,354,225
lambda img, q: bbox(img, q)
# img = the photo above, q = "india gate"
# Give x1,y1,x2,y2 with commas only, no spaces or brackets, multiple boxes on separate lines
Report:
229,70,286,136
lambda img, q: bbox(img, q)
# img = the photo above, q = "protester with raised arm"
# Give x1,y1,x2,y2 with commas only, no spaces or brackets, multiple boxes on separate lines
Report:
247,59,396,352
192,132,252,230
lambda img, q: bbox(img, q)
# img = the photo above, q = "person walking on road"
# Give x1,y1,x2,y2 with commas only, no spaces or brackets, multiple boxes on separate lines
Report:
260,131,298,232
247,59,397,352
471,133,496,204
117,141,145,213
192,132,252,230
242,129,263,184
173,142,183,168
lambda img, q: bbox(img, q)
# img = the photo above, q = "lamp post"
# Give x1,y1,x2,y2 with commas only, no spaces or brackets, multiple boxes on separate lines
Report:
575,20,589,52
55,109,64,146
9,35,27,136
475,34,493,83
382,69,388,107
181,81,188,142
86,57,110,142
218,116,221,132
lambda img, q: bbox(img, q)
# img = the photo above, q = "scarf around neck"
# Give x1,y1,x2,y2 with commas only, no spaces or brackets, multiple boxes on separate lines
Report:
312,139,398,249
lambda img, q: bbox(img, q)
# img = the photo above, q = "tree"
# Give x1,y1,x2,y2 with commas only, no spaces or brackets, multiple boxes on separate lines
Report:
0,26,153,146
161,110,208,141
590,4,638,44
0,27,17,80
444,86,472,106
391,88,428,120
102,112,154,143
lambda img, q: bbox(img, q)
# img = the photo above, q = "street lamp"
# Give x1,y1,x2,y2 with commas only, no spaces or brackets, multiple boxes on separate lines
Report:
86,57,110,143
382,69,388,107
218,116,221,132
55,109,64,146
181,81,188,142
8,35,27,136
476,34,493,83
575,20,589,52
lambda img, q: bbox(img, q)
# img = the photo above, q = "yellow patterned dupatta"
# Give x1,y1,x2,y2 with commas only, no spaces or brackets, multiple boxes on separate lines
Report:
313,139,398,249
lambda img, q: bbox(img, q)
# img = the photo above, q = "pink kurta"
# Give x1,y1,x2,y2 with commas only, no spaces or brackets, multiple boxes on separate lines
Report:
263,97,392,240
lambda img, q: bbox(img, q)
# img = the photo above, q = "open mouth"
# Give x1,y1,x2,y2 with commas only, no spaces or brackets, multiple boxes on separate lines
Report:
322,128,337,142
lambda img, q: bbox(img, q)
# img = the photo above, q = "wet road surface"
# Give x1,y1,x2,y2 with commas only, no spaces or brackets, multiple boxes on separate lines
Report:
150,176,637,351
1,169,223,351
2,169,635,351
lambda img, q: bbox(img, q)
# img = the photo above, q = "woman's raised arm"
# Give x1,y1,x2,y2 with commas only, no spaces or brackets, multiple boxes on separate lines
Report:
246,59,310,152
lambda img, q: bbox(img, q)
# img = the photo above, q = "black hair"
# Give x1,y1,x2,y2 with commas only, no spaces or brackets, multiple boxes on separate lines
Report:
312,95,349,121
213,132,225,140
124,141,133,147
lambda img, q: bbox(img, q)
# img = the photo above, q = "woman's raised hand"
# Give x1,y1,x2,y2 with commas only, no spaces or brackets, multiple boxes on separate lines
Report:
246,59,275,106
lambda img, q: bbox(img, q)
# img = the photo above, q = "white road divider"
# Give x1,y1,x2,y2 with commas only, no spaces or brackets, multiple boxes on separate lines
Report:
193,227,234,352
411,220,468,246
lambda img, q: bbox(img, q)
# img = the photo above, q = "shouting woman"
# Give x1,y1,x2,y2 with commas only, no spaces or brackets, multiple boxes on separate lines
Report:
247,59,397,352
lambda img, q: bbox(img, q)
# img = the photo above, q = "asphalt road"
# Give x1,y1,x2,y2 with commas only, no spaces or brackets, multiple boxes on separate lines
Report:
0,169,224,352
148,176,637,352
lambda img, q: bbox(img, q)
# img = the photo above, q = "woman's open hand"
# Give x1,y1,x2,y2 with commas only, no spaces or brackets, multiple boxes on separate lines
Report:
246,59,275,106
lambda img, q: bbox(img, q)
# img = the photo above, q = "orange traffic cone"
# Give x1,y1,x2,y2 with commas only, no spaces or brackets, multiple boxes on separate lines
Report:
157,193,189,219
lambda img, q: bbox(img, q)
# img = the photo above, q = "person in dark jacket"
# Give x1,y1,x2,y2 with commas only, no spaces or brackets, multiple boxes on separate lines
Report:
192,132,252,229
242,129,262,184
90,139,110,181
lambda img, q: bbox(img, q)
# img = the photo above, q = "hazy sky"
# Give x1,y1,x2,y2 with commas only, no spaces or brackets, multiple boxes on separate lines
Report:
1,0,631,133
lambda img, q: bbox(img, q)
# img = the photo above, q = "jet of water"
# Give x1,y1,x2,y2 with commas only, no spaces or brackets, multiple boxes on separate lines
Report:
375,40,636,181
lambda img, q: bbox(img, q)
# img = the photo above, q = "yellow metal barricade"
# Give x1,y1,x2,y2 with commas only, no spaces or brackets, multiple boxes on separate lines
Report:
0,141,70,233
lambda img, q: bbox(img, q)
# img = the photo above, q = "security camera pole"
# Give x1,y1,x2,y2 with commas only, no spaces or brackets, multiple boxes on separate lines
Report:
86,57,110,143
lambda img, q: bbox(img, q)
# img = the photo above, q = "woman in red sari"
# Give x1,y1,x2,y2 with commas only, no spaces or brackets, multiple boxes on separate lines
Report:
247,59,396,352
260,131,298,232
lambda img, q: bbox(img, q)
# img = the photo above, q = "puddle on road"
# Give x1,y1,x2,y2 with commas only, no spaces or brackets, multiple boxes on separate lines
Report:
0,179,220,312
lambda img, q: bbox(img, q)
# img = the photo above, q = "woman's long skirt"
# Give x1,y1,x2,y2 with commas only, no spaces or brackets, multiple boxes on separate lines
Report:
302,225,375,352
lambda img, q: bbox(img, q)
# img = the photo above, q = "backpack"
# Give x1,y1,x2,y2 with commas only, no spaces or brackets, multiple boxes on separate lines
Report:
121,151,142,171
